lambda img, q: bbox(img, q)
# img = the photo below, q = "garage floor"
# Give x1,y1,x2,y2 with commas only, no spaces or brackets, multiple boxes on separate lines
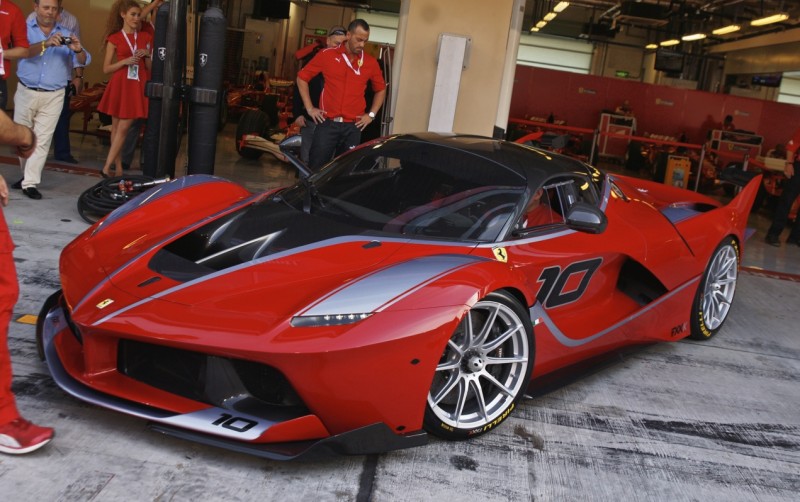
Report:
0,123,798,500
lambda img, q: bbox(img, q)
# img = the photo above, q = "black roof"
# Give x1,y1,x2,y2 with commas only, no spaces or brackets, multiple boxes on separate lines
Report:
379,132,594,191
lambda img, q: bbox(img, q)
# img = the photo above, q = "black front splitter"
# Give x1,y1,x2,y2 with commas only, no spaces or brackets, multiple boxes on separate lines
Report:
148,421,428,461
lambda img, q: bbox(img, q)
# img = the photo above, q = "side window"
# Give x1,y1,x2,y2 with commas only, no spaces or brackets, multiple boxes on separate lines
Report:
516,175,599,233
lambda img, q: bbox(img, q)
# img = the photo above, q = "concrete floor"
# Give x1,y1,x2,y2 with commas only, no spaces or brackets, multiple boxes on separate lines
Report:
0,120,798,501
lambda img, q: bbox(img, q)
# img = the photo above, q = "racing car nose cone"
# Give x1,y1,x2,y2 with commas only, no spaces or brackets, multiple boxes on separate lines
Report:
466,355,485,373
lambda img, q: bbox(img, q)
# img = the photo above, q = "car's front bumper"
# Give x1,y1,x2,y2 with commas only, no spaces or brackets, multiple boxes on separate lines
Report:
36,291,428,460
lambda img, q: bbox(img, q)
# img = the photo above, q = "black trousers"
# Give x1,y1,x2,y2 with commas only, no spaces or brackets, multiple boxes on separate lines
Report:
766,161,800,241
308,120,361,172
0,79,7,111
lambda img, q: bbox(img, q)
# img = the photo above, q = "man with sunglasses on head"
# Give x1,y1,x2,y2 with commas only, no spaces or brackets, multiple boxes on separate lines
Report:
297,19,386,172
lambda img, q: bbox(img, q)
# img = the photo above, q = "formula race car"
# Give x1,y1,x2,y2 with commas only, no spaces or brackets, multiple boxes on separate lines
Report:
37,133,760,460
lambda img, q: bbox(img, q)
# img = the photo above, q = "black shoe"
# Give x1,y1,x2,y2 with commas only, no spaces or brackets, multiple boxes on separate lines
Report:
11,179,22,189
764,234,781,247
55,155,79,164
22,187,42,200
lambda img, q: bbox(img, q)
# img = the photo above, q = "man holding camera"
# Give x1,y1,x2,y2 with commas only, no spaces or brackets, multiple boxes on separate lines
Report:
11,0,89,200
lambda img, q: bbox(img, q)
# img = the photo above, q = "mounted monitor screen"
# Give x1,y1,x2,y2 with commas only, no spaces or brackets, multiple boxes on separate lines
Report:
654,50,684,73
751,74,782,87
253,0,290,20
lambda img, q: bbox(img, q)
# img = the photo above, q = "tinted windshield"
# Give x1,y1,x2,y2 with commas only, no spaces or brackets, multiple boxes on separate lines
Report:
276,139,528,241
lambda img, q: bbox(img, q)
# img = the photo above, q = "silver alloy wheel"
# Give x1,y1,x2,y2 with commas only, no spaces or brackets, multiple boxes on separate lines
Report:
701,243,738,330
427,298,530,430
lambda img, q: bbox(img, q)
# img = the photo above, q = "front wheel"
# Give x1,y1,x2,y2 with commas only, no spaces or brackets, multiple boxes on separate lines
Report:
424,291,534,439
689,237,739,340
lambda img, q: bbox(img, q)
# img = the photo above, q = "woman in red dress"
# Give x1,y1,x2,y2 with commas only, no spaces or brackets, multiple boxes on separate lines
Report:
97,0,152,178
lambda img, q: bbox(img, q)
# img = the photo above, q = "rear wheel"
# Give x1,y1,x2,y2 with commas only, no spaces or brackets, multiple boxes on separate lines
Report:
235,109,269,159
689,237,739,340
424,291,534,439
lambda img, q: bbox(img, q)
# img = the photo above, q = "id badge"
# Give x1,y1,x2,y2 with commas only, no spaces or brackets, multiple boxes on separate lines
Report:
127,64,139,81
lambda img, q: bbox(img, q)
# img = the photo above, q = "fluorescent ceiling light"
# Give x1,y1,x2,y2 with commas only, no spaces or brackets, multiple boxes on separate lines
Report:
543,12,557,21
660,39,680,46
712,24,741,35
750,13,789,26
530,27,540,32
681,33,707,41
554,2,570,13
536,20,547,28
645,43,658,49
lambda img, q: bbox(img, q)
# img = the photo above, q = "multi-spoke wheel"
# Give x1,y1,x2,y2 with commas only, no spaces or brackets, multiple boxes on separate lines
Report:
424,291,534,439
689,237,739,340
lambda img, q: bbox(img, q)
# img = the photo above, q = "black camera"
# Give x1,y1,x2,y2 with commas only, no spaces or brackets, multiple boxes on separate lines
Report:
62,37,73,45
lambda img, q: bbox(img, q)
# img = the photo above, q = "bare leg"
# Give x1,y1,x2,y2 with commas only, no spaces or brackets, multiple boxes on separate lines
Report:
102,117,134,177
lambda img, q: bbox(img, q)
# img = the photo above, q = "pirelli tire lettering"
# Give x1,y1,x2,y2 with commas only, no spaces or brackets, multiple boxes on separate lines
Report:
689,237,739,341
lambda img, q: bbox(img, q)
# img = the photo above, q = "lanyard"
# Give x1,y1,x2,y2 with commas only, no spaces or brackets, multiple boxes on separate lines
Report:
121,30,137,57
342,51,364,76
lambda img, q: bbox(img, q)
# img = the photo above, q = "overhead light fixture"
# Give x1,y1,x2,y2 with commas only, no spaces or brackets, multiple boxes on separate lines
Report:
682,33,706,41
645,43,658,49
750,13,789,26
660,39,680,47
536,20,547,28
530,27,540,32
543,12,557,21
712,24,741,35
554,2,570,13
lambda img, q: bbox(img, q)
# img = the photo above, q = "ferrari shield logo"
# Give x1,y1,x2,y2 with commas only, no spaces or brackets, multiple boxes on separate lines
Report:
200,53,208,67
96,298,115,309
158,47,166,61
492,247,508,263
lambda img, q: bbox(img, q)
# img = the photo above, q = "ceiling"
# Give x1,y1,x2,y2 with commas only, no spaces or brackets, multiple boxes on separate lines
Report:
525,1,800,47
310,0,800,48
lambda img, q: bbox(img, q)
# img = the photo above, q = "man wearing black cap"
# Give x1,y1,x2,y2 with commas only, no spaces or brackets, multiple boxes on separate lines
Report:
297,19,386,171
291,25,346,164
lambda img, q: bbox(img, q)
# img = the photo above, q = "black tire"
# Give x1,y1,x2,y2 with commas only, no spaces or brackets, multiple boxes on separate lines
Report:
424,290,534,440
689,237,739,340
235,109,269,160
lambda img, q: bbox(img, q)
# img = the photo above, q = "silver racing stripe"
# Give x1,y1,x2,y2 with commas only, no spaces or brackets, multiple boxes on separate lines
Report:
301,255,488,317
529,276,699,347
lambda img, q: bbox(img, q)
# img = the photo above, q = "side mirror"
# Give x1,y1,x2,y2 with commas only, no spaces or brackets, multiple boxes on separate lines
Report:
565,201,607,234
279,134,303,154
279,135,312,179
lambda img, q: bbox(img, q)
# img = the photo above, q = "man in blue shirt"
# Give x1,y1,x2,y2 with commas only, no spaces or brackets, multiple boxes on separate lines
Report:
11,0,89,200
27,6,82,164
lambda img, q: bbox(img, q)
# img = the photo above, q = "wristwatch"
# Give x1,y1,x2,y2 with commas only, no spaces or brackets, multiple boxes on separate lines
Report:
368,112,376,118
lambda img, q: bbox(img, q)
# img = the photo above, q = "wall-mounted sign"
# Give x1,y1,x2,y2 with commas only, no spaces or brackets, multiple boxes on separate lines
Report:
314,28,328,35
615,70,629,78
655,98,674,106
578,87,596,95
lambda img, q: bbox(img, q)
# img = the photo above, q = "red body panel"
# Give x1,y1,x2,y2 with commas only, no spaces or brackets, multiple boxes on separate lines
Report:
44,171,760,450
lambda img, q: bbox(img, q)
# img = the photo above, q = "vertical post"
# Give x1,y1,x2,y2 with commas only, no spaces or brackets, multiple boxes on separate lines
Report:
694,143,706,192
156,0,187,178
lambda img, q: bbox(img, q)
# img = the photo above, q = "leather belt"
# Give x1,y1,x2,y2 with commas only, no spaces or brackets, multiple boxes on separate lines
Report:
329,116,357,123
21,83,58,92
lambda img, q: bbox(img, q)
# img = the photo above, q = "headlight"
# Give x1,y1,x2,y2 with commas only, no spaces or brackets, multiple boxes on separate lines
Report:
290,313,373,327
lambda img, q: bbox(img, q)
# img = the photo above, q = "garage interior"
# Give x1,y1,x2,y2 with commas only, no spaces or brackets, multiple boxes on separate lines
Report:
1,0,798,499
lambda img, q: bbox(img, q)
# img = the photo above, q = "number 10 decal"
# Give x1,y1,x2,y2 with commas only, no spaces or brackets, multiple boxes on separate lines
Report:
535,257,602,308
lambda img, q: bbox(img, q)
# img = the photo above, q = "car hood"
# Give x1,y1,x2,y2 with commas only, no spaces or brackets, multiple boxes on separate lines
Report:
65,199,479,327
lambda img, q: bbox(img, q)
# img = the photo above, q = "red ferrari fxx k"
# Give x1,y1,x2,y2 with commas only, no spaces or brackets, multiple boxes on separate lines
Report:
38,133,759,459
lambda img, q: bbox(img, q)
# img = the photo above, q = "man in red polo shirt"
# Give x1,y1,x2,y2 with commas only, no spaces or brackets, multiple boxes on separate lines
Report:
765,125,800,247
0,0,30,110
297,18,386,171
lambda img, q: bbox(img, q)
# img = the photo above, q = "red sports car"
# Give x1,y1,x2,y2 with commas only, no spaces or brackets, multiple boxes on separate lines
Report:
37,133,759,459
